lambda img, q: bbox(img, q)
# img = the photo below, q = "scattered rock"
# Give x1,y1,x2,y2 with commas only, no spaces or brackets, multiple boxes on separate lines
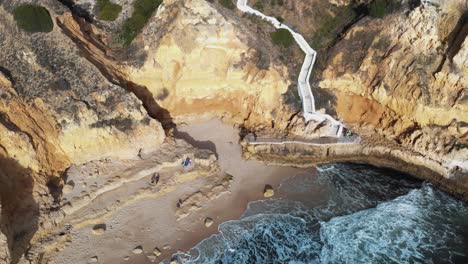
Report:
170,260,179,264
91,224,106,235
153,247,161,256
123,256,129,261
89,256,98,263
263,184,274,197
147,255,156,262
132,246,143,254
62,182,75,194
204,217,214,228
163,244,171,250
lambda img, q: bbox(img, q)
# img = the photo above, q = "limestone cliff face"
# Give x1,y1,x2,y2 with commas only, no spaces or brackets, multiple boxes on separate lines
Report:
125,0,291,125
320,4,467,167
0,0,467,261
0,2,165,262
36,0,467,184
0,3,165,176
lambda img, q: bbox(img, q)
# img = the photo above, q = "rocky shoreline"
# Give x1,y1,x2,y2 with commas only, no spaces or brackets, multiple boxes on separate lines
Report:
241,135,468,202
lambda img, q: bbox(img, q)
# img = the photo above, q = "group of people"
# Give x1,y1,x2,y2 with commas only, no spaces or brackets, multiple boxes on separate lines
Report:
151,173,160,185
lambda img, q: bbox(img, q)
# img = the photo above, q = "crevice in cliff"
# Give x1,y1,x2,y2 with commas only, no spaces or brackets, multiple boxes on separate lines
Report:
446,11,468,62
56,13,175,130
395,123,420,144
327,5,369,50
126,82,175,129
433,10,468,75
452,88,465,107
285,112,300,130
0,114,37,156
0,66,14,85
56,0,94,23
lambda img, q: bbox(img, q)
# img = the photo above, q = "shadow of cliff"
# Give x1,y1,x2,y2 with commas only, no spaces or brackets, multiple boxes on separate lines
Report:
0,155,39,264
447,10,468,61
56,14,175,131
173,128,218,158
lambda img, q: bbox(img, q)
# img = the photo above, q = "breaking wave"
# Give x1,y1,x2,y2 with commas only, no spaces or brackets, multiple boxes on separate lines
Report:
168,163,468,264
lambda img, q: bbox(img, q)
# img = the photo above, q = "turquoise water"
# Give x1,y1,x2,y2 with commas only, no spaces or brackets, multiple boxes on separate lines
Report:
168,163,468,264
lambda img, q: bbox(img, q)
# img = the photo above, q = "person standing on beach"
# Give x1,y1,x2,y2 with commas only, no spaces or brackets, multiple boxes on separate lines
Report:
151,173,160,185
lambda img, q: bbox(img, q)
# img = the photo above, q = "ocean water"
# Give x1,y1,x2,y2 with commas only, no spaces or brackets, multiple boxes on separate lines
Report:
168,163,468,264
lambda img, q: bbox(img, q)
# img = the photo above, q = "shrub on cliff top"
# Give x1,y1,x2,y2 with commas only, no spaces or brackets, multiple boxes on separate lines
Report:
310,4,356,51
369,0,401,18
13,4,53,33
219,0,235,9
119,0,163,46
253,1,264,11
96,0,122,21
271,28,294,48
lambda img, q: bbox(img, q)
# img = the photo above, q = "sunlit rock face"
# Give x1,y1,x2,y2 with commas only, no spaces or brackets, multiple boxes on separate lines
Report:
320,3,467,166
0,4,165,175
126,0,291,125
0,3,166,261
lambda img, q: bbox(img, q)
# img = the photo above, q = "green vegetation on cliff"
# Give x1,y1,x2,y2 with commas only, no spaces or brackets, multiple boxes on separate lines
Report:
369,0,402,18
13,5,53,33
310,5,356,51
119,0,163,46
270,0,284,6
219,0,235,9
96,0,122,21
271,28,294,48
253,1,264,11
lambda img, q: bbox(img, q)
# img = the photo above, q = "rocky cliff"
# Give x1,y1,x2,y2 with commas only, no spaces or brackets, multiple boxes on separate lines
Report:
0,2,165,173
0,0,467,262
0,0,165,262
319,1,468,187
239,0,467,197
126,0,292,126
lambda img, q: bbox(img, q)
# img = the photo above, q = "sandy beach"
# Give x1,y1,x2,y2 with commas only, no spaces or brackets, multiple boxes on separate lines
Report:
49,119,306,263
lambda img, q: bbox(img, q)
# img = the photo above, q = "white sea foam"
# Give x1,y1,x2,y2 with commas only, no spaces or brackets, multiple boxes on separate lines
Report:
168,164,468,264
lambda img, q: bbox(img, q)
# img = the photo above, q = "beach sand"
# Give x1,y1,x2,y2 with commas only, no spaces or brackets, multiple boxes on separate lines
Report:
49,119,307,263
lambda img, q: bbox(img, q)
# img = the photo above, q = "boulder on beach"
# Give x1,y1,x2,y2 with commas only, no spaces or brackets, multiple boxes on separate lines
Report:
123,256,129,261
62,184,74,194
264,184,274,197
147,255,156,262
91,224,106,235
89,256,98,263
153,247,161,256
132,246,143,254
204,217,214,227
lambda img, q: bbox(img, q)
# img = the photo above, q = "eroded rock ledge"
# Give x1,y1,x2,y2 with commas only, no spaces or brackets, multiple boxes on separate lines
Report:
242,134,468,201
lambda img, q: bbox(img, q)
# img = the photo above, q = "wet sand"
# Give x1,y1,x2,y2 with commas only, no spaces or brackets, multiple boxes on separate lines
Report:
50,119,306,263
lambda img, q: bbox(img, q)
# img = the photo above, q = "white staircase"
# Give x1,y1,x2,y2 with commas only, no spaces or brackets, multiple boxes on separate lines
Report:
236,0,344,136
